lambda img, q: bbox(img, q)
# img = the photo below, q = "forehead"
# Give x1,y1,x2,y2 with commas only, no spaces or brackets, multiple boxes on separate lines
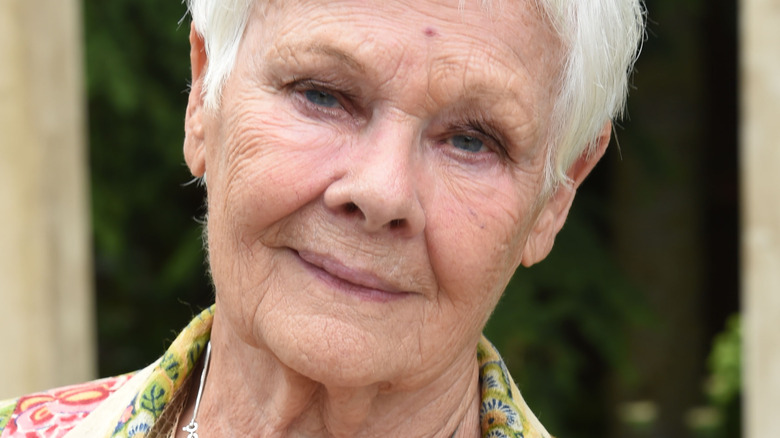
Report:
252,0,561,81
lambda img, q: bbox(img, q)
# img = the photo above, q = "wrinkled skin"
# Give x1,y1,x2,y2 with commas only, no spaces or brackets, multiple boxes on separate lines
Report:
181,0,609,436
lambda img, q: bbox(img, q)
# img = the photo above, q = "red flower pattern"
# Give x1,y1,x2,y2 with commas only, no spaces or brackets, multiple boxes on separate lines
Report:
2,375,132,438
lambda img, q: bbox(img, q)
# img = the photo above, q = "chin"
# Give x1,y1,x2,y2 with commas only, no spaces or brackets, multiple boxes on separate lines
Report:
263,315,412,388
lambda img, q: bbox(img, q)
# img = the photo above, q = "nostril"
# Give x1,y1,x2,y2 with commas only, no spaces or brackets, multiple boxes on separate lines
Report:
389,219,403,228
344,202,359,213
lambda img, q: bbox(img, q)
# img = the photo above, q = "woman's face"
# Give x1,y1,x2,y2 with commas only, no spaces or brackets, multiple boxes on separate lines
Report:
186,0,567,387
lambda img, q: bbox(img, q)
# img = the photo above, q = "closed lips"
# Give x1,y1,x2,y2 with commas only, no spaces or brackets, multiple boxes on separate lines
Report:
295,249,410,294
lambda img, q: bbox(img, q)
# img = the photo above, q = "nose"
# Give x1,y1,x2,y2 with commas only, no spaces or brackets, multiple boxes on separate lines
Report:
323,123,426,237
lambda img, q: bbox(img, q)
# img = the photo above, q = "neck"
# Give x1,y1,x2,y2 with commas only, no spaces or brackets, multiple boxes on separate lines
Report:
176,314,482,438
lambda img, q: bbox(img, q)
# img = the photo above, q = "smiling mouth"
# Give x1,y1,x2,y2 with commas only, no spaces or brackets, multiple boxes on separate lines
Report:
294,249,412,302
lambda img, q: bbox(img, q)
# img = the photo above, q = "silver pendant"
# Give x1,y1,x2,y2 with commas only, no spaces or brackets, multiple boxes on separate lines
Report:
182,420,199,438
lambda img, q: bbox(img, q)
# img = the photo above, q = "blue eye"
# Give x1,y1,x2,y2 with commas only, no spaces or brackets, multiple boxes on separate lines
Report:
304,89,340,108
451,134,484,153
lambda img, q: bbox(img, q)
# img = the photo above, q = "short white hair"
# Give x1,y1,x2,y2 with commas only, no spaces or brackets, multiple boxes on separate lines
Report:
184,0,644,190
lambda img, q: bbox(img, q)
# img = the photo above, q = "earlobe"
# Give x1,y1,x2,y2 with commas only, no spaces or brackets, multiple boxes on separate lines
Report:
184,23,208,178
184,114,207,177
520,122,612,267
520,185,575,267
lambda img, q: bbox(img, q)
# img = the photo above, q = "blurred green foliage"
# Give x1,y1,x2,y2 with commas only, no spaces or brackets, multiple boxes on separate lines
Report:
706,316,740,408
86,0,213,375
701,315,741,437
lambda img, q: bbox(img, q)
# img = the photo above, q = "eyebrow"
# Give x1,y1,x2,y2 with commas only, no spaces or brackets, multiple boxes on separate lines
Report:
283,43,367,74
458,85,524,107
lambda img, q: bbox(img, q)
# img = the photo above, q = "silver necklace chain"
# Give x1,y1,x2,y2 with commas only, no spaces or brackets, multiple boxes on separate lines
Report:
177,341,461,438
182,341,212,438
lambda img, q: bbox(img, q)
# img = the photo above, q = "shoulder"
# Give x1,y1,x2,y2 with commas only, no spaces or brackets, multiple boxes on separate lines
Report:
0,374,135,438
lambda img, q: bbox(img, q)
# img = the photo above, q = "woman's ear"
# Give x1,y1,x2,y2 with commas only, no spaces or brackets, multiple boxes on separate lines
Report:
520,121,612,267
184,23,208,178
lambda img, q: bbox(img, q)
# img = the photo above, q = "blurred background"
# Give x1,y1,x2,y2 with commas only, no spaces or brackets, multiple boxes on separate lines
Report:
0,0,757,437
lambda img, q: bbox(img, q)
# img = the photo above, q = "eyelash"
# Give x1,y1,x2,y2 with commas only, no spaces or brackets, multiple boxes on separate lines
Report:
448,119,509,160
289,78,356,117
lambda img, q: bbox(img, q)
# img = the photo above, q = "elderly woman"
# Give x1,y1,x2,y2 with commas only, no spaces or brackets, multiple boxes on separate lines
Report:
0,0,643,437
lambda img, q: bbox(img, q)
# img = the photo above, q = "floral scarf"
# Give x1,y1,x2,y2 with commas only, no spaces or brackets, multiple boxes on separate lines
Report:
0,306,550,438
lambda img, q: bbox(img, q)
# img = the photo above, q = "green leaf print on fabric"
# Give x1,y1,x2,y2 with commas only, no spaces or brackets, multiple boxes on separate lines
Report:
160,353,180,382
139,383,168,419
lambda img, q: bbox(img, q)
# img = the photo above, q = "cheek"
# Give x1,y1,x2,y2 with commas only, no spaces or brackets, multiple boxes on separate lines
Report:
203,100,352,314
207,104,349,242
423,168,535,317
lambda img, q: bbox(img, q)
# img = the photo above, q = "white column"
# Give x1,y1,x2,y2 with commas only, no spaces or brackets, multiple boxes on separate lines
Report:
741,0,780,437
0,0,95,398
